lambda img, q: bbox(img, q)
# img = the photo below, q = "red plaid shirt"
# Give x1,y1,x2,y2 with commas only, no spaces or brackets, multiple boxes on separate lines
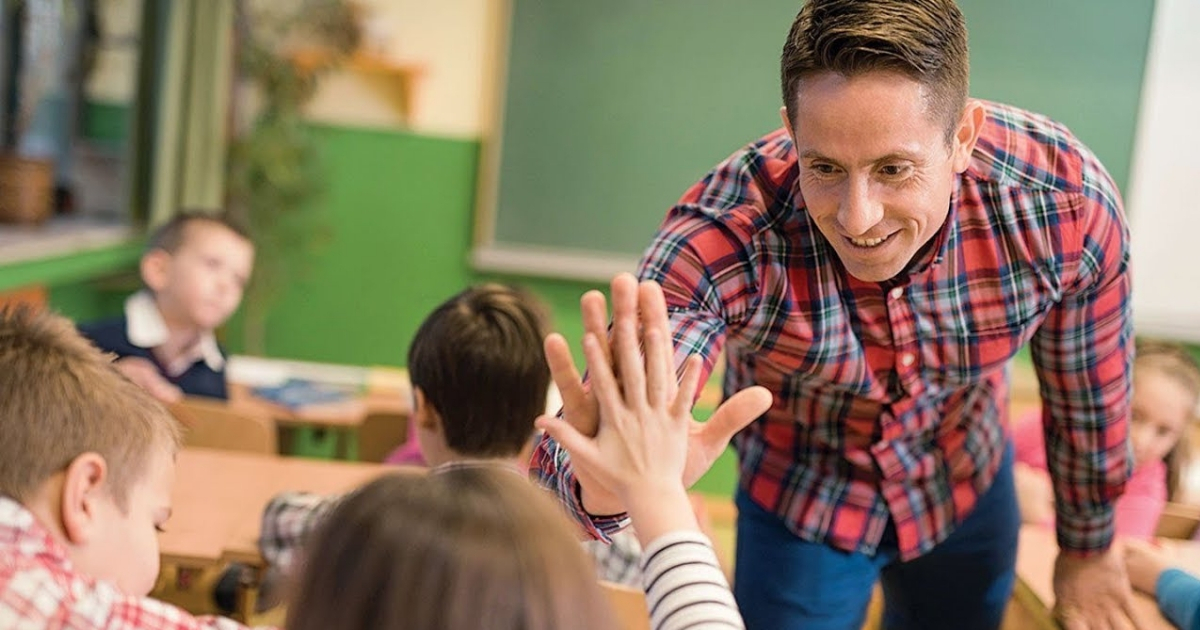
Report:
0,497,259,630
533,101,1132,559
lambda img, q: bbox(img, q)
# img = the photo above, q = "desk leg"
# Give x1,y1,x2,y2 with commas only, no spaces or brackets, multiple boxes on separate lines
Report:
235,565,262,623
336,429,360,461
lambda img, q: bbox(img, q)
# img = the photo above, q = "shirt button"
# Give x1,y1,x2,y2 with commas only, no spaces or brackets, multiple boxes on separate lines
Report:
900,352,915,367
889,287,903,300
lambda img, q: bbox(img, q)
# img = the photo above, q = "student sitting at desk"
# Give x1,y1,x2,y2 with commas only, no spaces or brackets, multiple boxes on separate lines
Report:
258,284,646,587
0,307,250,629
283,277,757,630
78,211,255,403
1013,340,1200,539
1126,538,1200,630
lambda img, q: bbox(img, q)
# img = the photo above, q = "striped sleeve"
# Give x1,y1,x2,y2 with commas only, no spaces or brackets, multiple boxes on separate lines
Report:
640,531,743,630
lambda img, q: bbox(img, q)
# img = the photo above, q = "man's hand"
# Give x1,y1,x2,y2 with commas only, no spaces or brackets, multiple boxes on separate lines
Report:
1053,547,1141,630
114,356,183,404
544,273,772,516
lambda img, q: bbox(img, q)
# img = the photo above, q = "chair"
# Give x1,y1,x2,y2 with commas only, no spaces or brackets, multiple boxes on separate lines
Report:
1156,501,1200,540
171,396,278,455
600,580,651,630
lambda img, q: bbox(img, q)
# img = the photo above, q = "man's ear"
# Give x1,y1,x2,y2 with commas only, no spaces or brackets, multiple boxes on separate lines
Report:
140,249,172,293
950,99,986,173
60,452,109,546
413,387,442,433
779,105,796,141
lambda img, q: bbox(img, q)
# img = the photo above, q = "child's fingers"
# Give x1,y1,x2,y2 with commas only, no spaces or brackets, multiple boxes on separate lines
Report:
643,328,672,409
610,276,647,409
639,281,677,403
535,415,614,489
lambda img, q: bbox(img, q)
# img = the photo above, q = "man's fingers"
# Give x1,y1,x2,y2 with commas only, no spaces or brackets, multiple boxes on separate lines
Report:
582,333,625,422
671,355,704,418
698,385,772,445
544,334,596,433
1054,606,1088,630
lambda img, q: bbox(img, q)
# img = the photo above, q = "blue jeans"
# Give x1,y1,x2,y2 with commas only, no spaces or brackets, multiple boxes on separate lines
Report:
733,446,1019,630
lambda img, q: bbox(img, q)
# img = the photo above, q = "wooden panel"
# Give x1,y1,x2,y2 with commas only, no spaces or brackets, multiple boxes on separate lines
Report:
0,284,47,310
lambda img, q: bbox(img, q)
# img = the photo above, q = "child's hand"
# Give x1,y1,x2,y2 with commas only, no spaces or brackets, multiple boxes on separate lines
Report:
537,275,771,543
114,356,183,404
1123,538,1172,596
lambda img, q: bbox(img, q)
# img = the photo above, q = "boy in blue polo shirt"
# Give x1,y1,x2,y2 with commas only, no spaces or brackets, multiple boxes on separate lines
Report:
79,212,255,402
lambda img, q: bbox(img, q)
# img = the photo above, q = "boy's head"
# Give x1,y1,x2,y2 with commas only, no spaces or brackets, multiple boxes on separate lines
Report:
0,307,181,595
407,284,550,465
141,211,255,333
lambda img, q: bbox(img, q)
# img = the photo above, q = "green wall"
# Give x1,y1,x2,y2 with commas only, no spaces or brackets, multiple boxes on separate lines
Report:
217,124,606,368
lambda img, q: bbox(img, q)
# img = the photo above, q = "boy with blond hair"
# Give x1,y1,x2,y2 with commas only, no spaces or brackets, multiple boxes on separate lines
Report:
0,306,253,629
79,211,255,403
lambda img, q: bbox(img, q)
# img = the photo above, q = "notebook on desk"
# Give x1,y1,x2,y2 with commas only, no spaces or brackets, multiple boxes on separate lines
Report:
250,378,358,410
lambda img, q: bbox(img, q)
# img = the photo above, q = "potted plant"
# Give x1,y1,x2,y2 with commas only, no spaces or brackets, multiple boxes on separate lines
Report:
226,0,360,353
0,0,65,224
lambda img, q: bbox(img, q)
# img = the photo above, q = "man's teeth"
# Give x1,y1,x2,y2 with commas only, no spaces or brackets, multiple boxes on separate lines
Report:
849,235,887,247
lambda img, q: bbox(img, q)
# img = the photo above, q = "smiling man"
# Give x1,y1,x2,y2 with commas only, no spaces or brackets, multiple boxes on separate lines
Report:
533,1,1136,629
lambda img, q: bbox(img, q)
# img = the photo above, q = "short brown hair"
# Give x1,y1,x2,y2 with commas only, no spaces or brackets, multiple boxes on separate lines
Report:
1135,339,1200,500
0,307,181,509
407,284,550,458
780,0,970,138
147,210,253,255
287,468,615,630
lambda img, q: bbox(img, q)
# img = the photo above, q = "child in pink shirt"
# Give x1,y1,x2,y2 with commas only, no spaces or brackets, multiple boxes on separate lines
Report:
1013,341,1200,539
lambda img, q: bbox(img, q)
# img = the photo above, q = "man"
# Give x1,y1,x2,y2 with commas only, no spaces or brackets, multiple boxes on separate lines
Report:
533,1,1136,628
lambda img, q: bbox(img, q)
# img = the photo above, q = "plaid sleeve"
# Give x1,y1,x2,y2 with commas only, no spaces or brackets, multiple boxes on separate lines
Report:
258,492,341,573
528,438,631,542
529,210,743,541
1028,149,1133,556
583,529,644,586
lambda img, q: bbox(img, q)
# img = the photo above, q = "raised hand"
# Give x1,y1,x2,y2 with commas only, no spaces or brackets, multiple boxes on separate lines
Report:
538,273,772,524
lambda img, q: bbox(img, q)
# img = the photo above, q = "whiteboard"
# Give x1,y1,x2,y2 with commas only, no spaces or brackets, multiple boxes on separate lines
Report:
1129,0,1200,342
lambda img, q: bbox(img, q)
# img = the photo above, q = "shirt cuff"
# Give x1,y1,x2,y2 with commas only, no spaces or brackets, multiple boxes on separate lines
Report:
1054,506,1115,556
569,479,631,543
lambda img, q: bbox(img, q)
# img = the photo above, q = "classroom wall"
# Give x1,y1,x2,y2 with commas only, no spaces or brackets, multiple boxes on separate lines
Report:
303,0,492,137
213,123,604,370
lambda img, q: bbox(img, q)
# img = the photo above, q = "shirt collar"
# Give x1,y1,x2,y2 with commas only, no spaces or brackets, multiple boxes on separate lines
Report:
125,291,225,374
430,459,527,476
0,496,70,571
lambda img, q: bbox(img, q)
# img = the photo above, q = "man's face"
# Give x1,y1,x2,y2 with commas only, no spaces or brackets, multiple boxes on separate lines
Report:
785,71,979,282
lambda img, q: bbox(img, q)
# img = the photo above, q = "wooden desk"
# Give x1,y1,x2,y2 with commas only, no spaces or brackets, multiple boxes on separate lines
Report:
159,448,401,568
227,384,411,460
1014,525,1200,629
